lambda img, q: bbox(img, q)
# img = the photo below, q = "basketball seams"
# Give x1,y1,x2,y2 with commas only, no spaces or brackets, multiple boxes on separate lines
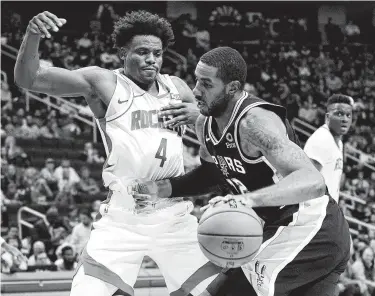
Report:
199,209,263,229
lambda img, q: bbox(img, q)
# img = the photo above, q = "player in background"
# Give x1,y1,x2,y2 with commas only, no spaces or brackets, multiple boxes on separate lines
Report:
14,10,219,296
304,94,354,203
132,47,351,296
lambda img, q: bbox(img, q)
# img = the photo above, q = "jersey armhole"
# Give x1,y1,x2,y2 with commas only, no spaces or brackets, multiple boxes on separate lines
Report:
102,72,134,122
234,103,269,164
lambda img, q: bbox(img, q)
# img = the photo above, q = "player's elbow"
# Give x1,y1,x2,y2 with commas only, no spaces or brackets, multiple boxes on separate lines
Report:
309,169,326,198
14,66,41,90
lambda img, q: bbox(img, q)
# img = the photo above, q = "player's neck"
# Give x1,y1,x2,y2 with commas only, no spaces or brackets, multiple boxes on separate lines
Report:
124,71,157,92
214,91,244,135
327,126,342,145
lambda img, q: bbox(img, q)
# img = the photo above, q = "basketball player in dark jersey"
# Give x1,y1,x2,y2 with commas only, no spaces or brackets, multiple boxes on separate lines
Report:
132,47,351,296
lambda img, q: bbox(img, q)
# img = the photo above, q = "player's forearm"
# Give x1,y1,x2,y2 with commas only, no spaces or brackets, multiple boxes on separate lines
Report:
14,31,42,89
243,168,326,207
168,159,229,197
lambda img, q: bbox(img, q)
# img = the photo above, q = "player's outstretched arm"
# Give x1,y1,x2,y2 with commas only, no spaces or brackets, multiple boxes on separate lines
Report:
14,12,108,98
238,108,326,207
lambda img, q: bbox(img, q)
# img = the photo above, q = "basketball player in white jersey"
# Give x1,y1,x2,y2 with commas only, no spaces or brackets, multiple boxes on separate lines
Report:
304,94,354,203
15,10,220,296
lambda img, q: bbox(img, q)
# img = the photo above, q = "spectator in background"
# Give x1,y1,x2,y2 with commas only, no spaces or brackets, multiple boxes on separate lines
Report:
54,184,76,216
54,159,80,192
76,166,100,196
77,32,92,50
31,207,69,261
351,247,375,295
352,171,370,200
5,226,22,250
19,115,40,139
1,164,21,191
61,114,82,138
39,119,63,139
339,243,368,296
55,245,77,271
40,158,59,192
3,136,30,168
195,22,210,56
79,142,104,164
326,72,343,92
91,199,101,220
298,100,317,123
70,209,92,256
21,167,53,204
1,80,12,104
27,240,52,267
344,21,361,43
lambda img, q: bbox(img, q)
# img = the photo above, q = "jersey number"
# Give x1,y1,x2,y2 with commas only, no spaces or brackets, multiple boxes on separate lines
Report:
226,178,249,194
155,138,167,167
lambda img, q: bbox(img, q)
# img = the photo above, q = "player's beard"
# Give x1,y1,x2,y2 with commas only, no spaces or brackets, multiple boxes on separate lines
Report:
207,92,231,117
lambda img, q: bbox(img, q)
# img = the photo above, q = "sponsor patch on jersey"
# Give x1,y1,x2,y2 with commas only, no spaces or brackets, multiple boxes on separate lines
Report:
226,142,236,148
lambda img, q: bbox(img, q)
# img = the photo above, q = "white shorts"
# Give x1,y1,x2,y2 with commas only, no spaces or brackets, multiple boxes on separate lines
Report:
72,194,220,296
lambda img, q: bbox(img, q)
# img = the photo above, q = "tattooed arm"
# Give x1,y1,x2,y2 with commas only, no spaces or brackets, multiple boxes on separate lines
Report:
237,107,326,207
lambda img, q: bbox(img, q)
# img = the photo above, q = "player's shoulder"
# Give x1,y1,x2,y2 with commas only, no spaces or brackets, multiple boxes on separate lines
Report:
75,66,116,84
308,125,332,142
239,106,285,134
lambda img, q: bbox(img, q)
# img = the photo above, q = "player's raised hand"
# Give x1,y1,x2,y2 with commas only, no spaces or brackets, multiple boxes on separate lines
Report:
27,11,67,39
159,102,200,128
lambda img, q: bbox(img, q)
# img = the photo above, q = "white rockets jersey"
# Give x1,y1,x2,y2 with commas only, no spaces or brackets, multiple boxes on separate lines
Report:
304,124,343,202
96,69,185,196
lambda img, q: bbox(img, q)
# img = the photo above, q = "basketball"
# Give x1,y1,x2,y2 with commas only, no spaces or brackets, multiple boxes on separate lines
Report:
197,199,263,268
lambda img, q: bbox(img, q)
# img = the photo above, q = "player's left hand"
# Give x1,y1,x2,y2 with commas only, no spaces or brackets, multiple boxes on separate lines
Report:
200,195,253,212
159,103,200,128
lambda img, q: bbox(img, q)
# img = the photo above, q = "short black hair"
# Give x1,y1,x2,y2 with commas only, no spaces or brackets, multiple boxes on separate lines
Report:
61,246,73,255
327,94,354,109
199,47,247,89
112,10,174,50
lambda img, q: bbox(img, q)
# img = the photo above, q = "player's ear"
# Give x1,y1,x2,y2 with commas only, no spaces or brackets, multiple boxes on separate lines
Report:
325,112,330,123
119,46,128,60
227,81,241,96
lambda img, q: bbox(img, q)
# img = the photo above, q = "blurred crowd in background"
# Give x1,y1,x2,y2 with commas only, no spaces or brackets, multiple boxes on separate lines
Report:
1,3,375,295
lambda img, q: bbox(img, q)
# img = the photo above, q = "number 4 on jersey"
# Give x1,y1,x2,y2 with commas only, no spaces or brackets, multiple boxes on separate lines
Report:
155,138,167,167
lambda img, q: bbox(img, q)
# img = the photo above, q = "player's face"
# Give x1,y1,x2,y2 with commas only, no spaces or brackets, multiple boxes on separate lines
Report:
193,61,231,117
123,35,163,86
326,103,353,136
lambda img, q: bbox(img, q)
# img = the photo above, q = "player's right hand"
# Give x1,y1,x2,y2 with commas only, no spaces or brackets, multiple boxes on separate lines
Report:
27,11,66,38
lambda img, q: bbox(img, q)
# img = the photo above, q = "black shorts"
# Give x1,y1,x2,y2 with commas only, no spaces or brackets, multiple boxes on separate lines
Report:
213,196,351,296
